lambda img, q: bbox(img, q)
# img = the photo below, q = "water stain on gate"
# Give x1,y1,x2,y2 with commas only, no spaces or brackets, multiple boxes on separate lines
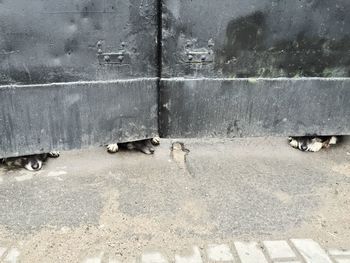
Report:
220,10,350,78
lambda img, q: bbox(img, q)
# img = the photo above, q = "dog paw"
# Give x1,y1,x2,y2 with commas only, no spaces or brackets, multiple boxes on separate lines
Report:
151,136,160,146
308,140,323,152
134,140,155,154
329,136,338,145
140,145,155,155
48,151,60,158
107,144,119,153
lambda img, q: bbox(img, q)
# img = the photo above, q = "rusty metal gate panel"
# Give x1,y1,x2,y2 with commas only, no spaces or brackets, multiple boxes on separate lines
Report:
160,0,350,138
0,0,159,157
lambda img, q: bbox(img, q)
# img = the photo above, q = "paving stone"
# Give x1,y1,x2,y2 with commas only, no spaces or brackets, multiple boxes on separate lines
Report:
142,252,168,263
4,248,20,263
175,246,203,263
207,244,234,262
334,259,350,263
234,242,268,263
329,249,350,256
291,239,332,263
263,240,296,260
83,254,103,263
0,247,7,258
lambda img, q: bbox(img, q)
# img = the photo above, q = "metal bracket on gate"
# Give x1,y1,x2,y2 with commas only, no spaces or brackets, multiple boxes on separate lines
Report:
96,41,130,65
183,39,215,64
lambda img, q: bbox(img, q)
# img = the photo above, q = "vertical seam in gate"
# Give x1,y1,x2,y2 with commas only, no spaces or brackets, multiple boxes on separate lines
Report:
156,0,163,137
156,0,163,79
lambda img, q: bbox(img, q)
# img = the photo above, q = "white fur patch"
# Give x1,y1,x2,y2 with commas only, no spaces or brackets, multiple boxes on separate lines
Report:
308,141,323,152
151,137,161,145
107,144,119,153
49,151,60,158
329,136,338,145
289,138,299,148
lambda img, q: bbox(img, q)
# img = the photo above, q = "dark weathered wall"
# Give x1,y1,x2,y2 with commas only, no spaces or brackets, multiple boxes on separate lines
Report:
160,78,350,138
0,79,158,158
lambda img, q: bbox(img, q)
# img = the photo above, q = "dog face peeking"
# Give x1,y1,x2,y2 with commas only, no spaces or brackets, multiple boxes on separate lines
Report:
1,151,60,171
21,155,44,171
288,136,339,152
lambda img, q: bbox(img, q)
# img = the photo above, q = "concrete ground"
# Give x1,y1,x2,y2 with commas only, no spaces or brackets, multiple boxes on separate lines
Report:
0,137,349,263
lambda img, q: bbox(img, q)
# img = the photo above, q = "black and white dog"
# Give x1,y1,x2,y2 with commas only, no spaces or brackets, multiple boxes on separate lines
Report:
0,151,60,171
107,137,160,155
288,136,339,152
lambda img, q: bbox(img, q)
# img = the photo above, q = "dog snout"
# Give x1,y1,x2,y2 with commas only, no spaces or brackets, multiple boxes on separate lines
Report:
300,143,308,151
31,162,40,170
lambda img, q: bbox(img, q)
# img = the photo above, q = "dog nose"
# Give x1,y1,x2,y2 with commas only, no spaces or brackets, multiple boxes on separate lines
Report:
32,162,39,170
300,144,308,151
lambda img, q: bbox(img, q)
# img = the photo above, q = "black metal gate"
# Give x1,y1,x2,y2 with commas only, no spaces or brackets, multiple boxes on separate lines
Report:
160,0,350,138
0,0,159,157
1,0,350,158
